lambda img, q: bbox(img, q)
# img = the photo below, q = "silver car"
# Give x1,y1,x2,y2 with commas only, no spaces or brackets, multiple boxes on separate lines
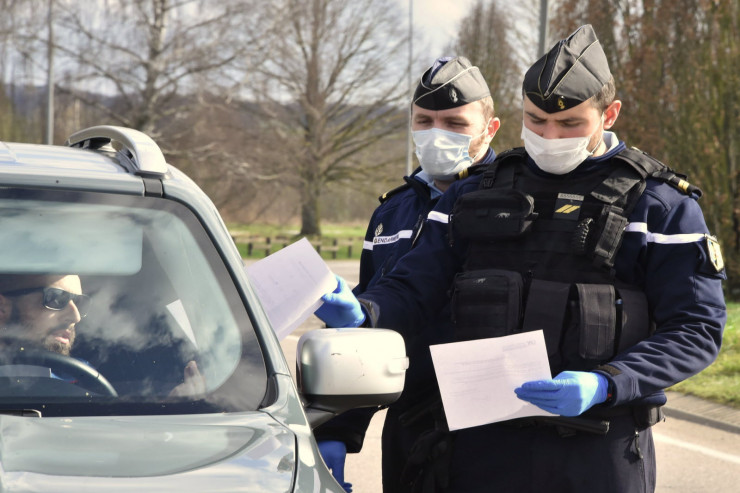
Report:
0,126,406,492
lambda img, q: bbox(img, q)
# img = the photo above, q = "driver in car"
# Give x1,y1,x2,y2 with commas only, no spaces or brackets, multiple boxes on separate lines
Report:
0,273,204,396
0,274,85,357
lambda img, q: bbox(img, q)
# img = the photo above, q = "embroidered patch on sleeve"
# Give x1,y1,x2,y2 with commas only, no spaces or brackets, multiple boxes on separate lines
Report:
706,235,724,272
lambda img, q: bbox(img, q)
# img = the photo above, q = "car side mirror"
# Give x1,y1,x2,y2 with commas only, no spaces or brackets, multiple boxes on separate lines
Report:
296,328,408,428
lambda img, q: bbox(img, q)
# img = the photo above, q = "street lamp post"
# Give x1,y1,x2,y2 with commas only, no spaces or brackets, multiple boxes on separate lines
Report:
538,0,549,57
405,0,413,177
46,0,54,145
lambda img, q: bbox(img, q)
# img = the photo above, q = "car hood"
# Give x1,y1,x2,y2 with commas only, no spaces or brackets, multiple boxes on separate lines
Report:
0,412,296,492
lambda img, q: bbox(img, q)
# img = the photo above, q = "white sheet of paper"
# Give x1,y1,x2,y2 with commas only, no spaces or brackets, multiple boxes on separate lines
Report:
166,299,198,348
246,237,336,340
430,330,555,431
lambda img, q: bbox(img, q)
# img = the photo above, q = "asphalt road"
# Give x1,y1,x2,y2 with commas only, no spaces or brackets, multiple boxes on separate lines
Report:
275,260,740,493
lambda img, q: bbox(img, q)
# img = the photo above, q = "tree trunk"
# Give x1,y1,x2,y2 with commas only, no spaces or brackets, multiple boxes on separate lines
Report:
299,175,321,236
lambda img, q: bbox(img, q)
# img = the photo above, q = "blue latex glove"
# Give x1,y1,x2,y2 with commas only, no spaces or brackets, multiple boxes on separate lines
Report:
514,371,609,417
318,440,352,492
315,275,366,328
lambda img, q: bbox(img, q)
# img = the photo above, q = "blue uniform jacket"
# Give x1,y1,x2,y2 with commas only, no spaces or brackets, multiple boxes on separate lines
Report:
355,149,496,296
315,151,497,451
353,169,437,297
358,142,726,410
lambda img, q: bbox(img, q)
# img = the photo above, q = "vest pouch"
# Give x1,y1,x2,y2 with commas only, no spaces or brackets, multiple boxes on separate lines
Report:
450,189,537,241
575,284,617,361
451,269,523,341
615,288,652,352
521,279,571,372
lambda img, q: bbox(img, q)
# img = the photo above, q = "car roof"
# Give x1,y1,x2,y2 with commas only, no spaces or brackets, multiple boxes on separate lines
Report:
0,126,171,195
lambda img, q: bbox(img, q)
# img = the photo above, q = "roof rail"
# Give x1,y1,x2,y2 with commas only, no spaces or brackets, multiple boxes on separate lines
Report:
65,125,168,177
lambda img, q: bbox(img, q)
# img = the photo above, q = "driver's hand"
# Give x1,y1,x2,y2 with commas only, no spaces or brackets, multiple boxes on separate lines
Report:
169,360,206,397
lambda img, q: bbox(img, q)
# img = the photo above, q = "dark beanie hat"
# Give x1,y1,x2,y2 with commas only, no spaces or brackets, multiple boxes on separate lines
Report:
523,24,611,112
412,56,491,110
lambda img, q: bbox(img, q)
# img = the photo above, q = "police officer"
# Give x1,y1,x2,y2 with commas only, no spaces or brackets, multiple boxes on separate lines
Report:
315,56,500,492
316,25,726,493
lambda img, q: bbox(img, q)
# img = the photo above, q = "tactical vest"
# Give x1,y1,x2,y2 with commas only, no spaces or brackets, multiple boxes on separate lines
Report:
448,147,699,376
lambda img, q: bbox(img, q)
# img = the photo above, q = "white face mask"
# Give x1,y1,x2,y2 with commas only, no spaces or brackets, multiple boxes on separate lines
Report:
413,125,489,180
521,122,603,175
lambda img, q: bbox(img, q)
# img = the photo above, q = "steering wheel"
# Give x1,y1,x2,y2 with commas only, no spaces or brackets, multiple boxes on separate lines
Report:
1,350,118,397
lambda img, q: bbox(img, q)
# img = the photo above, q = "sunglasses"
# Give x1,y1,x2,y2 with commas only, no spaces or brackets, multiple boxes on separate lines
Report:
2,286,92,317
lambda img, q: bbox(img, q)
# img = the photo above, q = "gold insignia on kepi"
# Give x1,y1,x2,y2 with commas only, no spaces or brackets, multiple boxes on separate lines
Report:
706,235,724,272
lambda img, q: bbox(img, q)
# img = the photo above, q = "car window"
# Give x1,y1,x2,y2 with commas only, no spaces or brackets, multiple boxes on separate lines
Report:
0,188,267,416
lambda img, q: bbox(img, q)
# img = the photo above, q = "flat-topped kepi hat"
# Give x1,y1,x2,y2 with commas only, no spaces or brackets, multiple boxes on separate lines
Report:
412,56,490,110
523,24,612,113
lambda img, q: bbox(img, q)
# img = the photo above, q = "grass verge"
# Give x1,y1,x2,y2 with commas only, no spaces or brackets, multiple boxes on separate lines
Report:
669,302,739,409
227,223,366,260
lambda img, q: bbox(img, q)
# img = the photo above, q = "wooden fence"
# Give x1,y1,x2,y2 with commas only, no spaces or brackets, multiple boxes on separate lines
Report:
230,232,364,259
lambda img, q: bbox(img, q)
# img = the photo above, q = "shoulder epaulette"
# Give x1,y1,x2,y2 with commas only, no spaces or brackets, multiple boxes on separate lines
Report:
617,147,702,197
379,173,433,203
378,182,410,204
456,161,493,180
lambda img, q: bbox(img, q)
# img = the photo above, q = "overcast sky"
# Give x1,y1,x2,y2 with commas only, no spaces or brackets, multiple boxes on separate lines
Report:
394,0,479,60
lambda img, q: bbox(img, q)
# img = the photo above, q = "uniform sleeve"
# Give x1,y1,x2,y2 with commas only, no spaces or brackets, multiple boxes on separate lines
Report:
313,406,378,453
599,186,726,406
353,206,381,296
358,182,472,335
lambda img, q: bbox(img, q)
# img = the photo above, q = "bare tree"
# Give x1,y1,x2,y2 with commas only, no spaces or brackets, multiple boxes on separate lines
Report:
9,0,275,140
0,1,38,142
244,0,410,236
450,0,530,151
547,0,740,294
3,0,282,216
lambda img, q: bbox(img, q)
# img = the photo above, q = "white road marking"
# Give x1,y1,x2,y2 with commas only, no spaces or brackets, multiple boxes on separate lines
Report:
653,433,740,465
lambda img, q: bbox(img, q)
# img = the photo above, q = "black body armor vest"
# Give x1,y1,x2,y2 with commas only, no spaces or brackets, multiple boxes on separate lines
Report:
449,147,698,376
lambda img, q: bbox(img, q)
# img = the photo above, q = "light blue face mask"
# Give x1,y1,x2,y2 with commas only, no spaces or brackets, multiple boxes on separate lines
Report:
412,125,488,180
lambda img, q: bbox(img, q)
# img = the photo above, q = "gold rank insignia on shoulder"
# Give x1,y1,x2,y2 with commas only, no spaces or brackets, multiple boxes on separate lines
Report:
706,235,724,272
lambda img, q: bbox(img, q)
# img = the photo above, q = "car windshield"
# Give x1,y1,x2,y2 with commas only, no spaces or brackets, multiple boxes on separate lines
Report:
0,188,267,417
